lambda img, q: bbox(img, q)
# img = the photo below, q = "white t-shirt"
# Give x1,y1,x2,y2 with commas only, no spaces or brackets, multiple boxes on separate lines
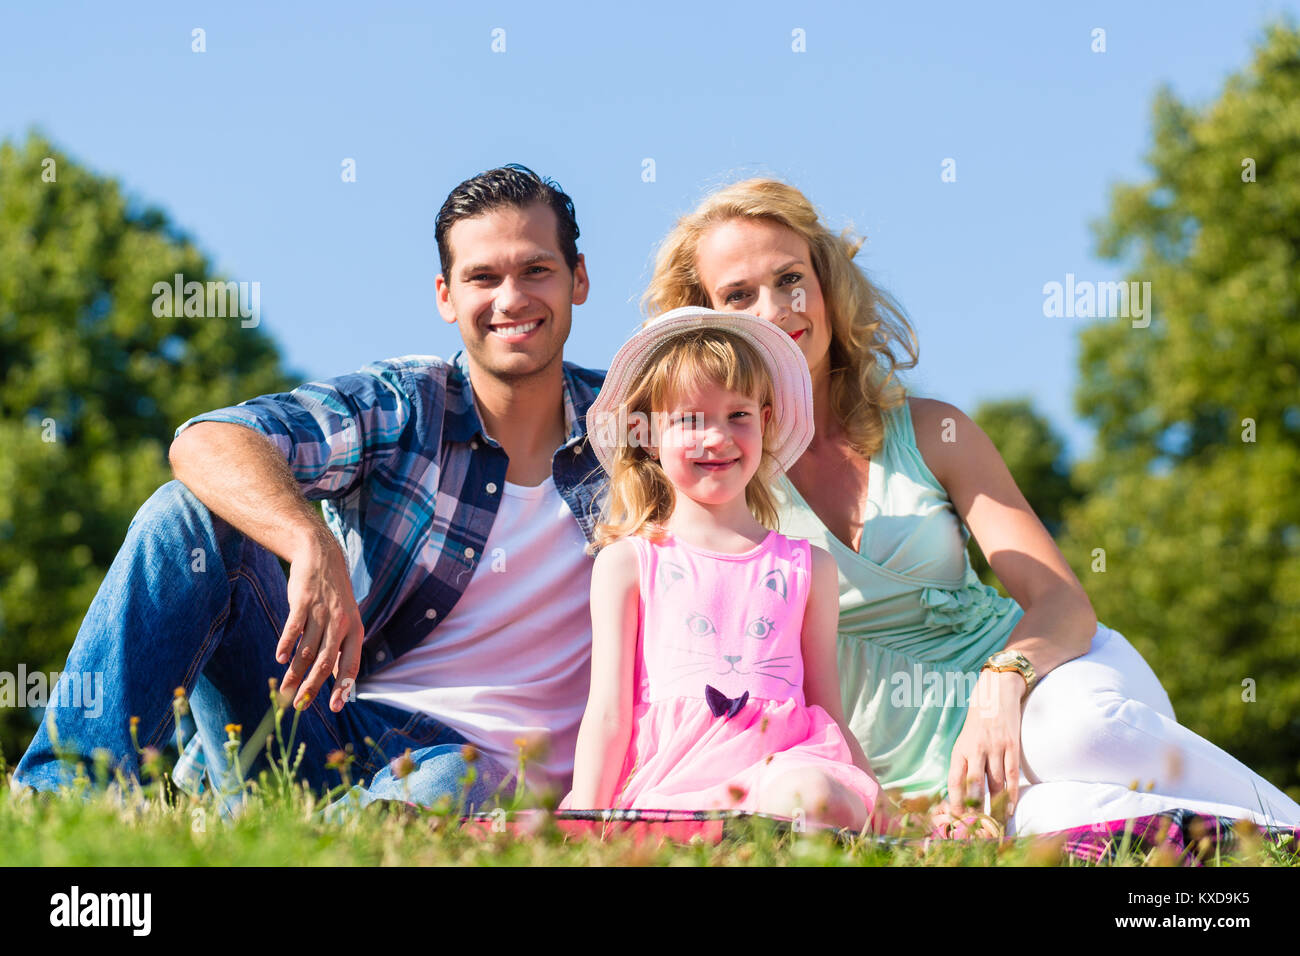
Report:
356,475,593,794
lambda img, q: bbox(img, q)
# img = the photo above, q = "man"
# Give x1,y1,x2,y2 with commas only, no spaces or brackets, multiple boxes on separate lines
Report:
14,165,607,808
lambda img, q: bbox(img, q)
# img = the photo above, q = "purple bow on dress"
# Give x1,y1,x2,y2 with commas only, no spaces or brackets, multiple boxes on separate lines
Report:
705,684,749,720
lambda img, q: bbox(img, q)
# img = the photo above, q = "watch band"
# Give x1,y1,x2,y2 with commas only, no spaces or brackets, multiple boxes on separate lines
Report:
982,651,1037,692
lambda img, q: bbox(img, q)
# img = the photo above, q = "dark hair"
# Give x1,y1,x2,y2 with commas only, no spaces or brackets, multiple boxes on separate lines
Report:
435,164,580,278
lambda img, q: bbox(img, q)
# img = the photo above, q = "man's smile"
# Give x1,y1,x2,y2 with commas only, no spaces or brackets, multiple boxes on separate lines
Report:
488,318,544,340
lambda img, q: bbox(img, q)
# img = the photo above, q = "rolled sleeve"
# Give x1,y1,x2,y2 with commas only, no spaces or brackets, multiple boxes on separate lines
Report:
174,364,413,500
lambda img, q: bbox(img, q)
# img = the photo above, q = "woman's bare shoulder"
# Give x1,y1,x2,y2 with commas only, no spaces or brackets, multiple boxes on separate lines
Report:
905,395,977,487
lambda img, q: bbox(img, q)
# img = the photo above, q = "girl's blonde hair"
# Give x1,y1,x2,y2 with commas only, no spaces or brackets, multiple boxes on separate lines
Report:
591,328,781,551
642,178,919,460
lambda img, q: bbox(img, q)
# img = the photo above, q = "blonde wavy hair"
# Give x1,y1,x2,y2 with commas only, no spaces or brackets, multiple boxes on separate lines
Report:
590,328,780,552
642,178,918,460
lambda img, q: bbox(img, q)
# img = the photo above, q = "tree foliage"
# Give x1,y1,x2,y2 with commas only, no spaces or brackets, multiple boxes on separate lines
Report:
1060,22,1300,793
0,132,295,760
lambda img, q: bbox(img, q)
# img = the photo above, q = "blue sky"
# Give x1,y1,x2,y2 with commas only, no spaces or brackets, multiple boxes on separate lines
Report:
3,0,1294,462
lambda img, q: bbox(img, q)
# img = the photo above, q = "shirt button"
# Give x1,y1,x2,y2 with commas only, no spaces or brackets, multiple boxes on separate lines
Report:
464,547,476,559
425,609,438,620
375,650,387,662
471,440,479,450
485,482,497,494
572,444,583,455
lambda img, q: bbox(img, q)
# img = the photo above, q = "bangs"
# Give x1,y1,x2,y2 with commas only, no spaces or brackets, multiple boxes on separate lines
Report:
645,330,772,411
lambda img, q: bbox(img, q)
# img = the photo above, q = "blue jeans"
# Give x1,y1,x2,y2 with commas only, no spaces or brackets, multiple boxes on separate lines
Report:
13,479,512,811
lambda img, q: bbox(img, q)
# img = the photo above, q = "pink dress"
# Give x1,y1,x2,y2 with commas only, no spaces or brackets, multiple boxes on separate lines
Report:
578,528,879,814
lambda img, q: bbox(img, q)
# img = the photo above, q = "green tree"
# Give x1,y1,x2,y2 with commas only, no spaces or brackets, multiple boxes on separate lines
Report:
967,398,1078,591
1060,22,1300,794
0,131,296,761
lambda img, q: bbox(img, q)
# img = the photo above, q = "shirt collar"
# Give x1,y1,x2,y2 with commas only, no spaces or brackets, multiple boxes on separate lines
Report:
445,350,595,447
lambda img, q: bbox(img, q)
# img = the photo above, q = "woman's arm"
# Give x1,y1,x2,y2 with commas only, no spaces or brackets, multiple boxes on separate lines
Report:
565,537,641,809
801,546,886,817
910,397,1098,815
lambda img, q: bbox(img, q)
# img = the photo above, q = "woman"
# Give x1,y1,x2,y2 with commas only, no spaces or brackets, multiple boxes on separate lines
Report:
641,178,1300,833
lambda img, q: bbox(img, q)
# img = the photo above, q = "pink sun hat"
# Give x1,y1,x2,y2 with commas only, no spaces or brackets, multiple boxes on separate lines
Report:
586,306,815,478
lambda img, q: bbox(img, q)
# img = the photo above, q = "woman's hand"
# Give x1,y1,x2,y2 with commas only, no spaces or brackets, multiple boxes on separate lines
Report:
946,668,1027,819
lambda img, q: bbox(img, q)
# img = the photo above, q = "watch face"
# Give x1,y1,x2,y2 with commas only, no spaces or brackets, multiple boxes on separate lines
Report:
990,651,1017,667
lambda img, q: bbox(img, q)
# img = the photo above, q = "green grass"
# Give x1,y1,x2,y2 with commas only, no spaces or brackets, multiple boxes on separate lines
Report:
4,695,1296,867
3,765,1297,867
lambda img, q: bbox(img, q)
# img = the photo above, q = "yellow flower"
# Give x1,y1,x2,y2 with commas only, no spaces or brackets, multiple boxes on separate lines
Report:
325,749,349,770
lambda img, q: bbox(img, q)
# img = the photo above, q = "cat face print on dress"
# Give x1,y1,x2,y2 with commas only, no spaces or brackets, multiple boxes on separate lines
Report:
663,560,802,701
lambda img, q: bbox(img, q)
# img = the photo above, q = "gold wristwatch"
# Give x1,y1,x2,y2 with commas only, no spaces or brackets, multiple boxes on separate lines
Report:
982,650,1037,693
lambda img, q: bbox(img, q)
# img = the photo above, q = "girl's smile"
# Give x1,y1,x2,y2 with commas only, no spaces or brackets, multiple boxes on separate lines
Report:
695,457,738,471
652,385,771,512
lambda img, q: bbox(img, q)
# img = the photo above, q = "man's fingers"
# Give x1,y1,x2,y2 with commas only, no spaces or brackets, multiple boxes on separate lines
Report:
330,626,365,712
276,603,307,665
280,610,326,697
292,612,349,709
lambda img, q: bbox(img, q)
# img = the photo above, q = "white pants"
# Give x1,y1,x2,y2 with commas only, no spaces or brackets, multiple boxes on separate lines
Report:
1005,623,1300,835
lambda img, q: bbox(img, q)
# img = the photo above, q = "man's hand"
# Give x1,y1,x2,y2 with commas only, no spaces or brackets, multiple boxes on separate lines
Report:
276,526,365,713
169,421,367,713
946,668,1027,818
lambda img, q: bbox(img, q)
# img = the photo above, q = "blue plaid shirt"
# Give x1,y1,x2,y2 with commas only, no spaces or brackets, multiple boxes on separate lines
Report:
174,350,608,679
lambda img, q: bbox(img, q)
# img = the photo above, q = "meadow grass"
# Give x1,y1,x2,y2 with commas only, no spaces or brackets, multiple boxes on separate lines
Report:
3,689,1296,868
3,755,1296,868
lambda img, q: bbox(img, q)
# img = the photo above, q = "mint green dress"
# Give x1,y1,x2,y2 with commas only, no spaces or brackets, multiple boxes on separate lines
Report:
772,398,1023,796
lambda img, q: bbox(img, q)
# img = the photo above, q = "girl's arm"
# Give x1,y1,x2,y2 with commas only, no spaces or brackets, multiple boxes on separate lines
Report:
566,537,641,809
910,396,1098,817
801,545,887,821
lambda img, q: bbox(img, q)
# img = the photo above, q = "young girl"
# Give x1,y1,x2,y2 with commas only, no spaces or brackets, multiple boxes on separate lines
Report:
562,306,881,830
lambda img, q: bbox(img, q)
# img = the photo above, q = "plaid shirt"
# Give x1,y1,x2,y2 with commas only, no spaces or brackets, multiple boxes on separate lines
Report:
174,350,607,679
